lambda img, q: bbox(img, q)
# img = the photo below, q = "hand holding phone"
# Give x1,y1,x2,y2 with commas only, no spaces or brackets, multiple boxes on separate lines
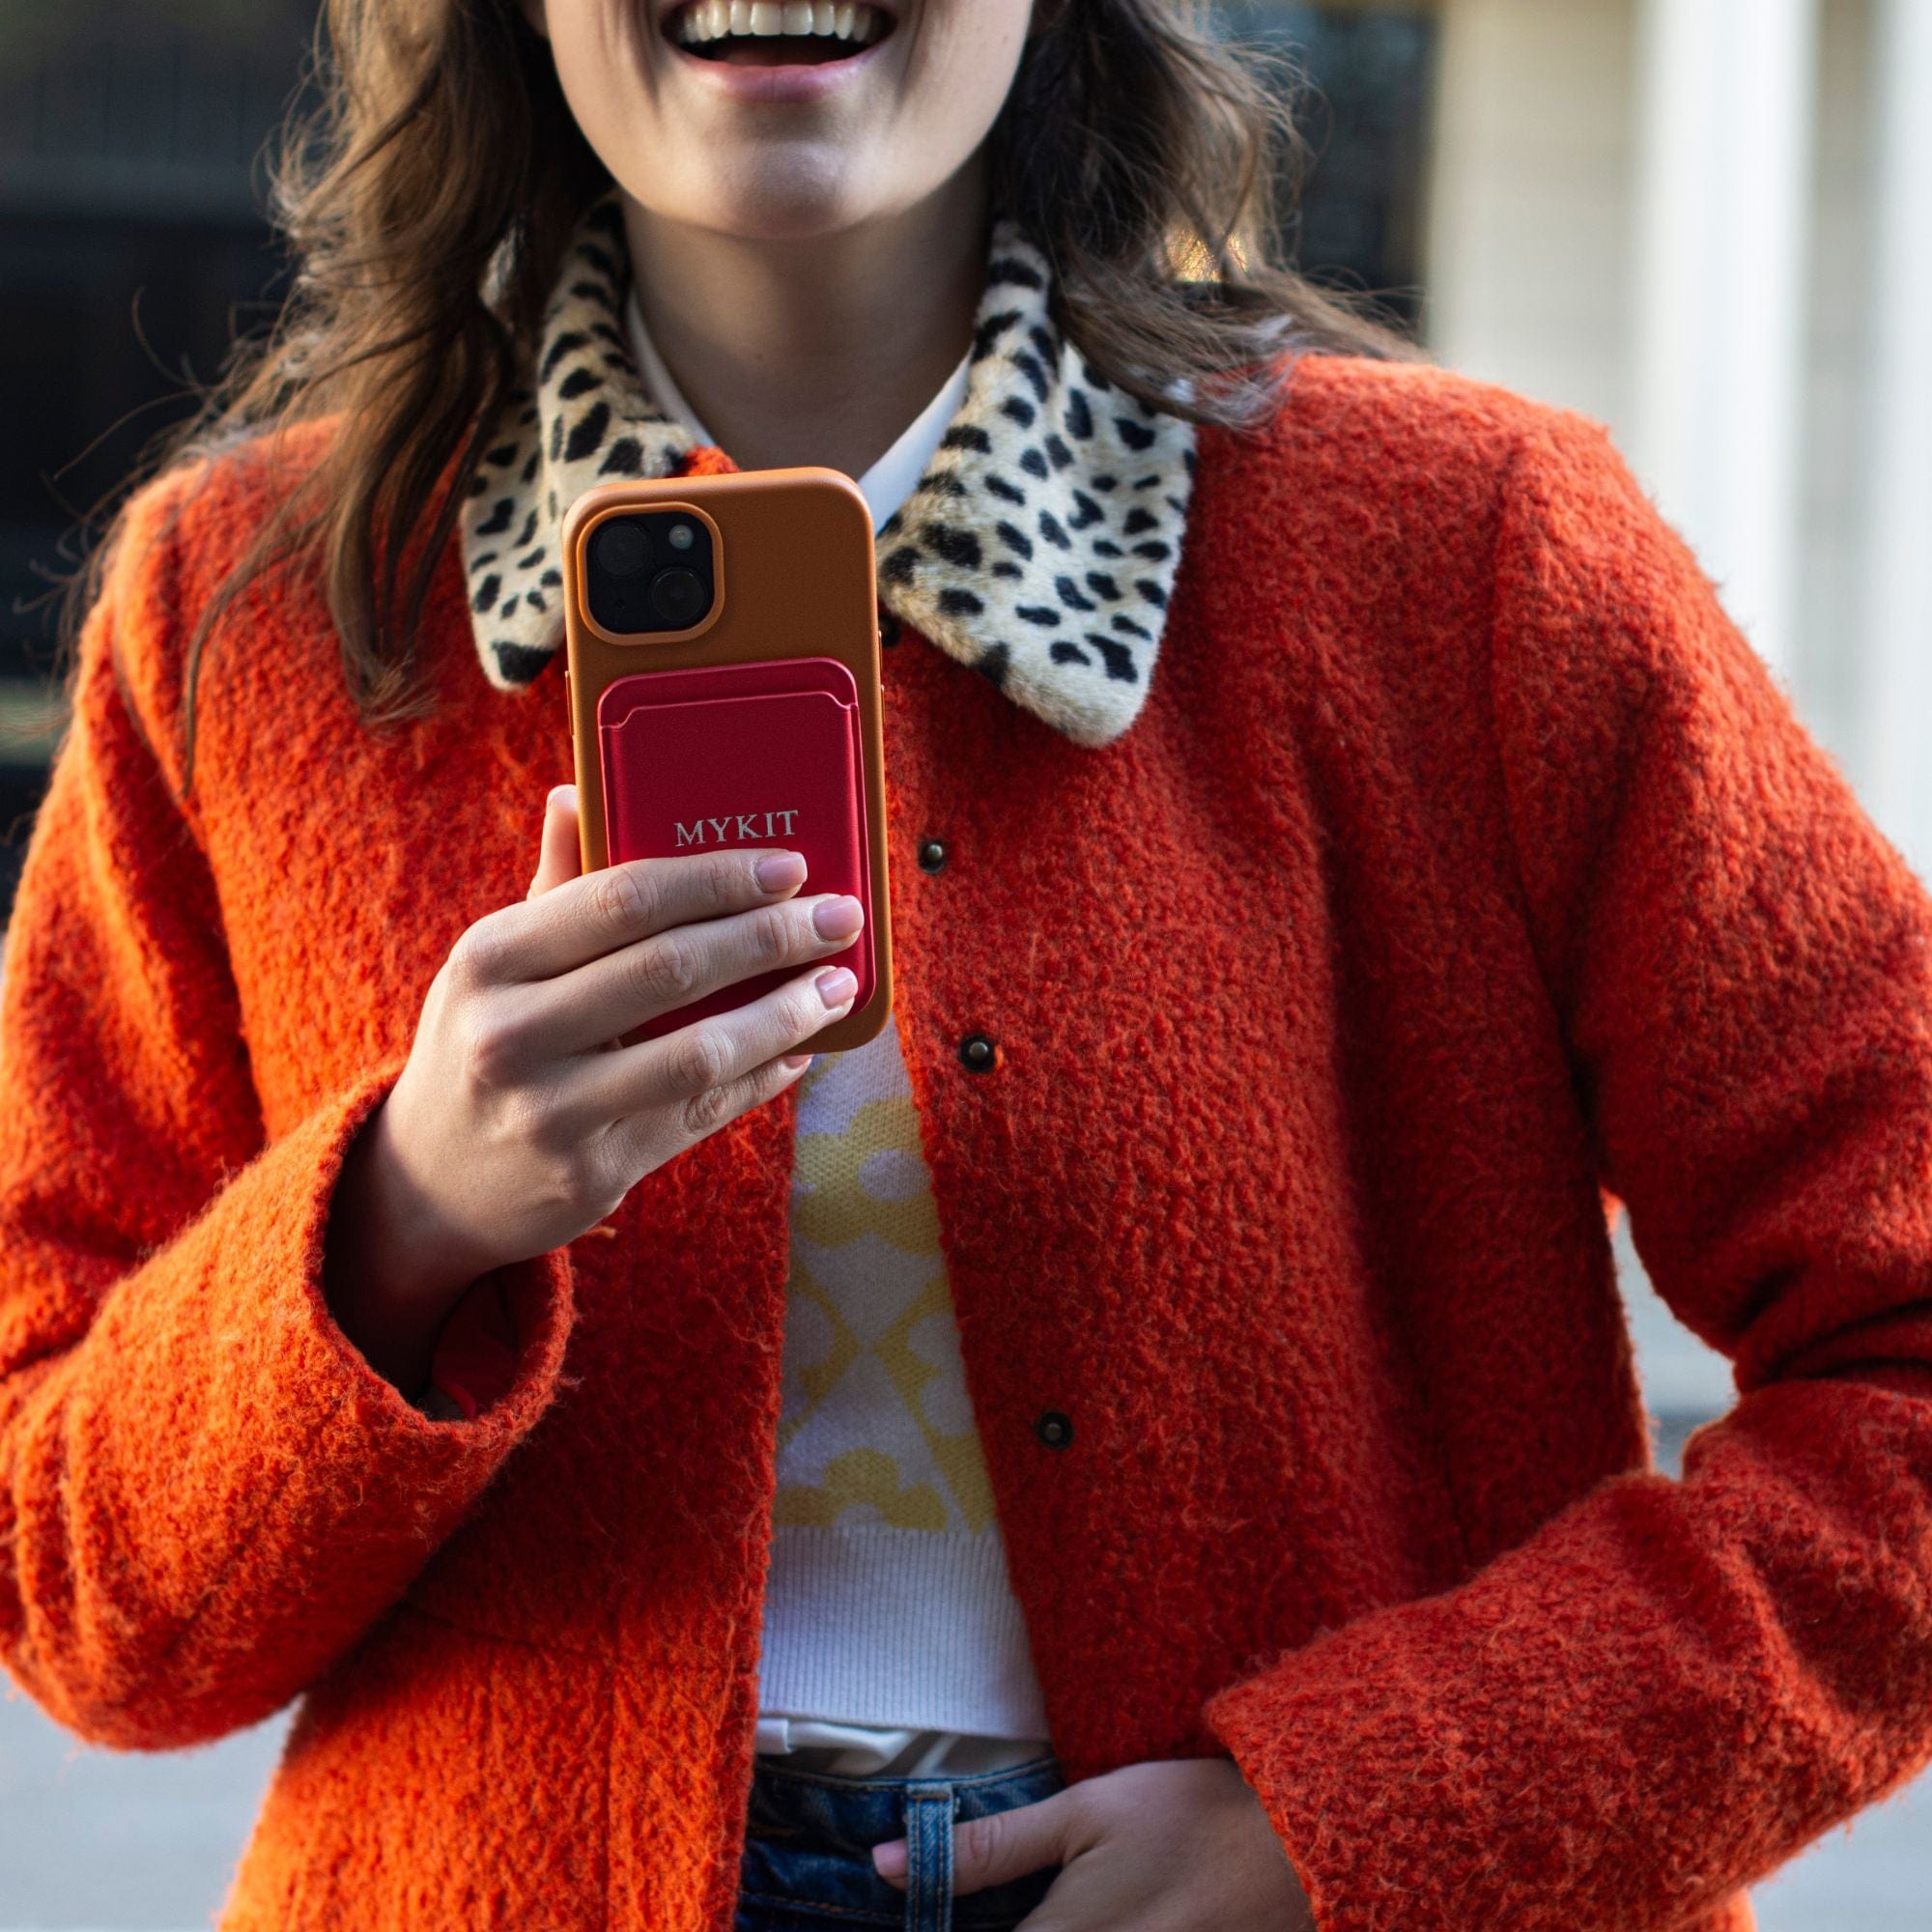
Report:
561,467,893,1052
322,783,860,1396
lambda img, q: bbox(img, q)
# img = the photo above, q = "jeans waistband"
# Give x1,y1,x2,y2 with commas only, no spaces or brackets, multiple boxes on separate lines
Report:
737,1752,1066,1932
745,1750,1063,1858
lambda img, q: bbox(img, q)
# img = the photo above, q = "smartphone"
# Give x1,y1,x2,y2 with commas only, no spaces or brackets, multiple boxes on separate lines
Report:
560,467,892,1054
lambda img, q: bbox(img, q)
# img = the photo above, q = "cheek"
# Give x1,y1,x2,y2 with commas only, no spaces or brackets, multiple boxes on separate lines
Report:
544,1,667,169
886,2,1032,178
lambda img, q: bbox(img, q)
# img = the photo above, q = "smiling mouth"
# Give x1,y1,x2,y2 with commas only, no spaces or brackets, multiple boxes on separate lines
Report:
668,1,895,64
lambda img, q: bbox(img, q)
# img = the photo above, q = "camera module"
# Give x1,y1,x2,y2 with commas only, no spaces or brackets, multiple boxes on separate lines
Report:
583,509,715,635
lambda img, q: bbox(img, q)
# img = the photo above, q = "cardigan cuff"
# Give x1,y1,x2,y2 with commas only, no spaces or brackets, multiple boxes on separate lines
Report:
301,1057,574,1455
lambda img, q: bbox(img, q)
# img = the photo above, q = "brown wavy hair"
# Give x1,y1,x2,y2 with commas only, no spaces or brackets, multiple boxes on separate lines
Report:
77,0,1422,784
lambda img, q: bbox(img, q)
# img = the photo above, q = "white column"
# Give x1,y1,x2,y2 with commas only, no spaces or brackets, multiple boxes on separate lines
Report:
1861,0,1932,878
1629,0,1821,682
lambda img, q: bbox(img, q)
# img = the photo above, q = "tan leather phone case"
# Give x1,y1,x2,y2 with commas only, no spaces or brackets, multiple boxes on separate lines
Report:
561,467,892,1053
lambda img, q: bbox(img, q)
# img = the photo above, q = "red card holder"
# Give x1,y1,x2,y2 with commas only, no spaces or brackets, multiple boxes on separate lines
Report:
597,654,874,1043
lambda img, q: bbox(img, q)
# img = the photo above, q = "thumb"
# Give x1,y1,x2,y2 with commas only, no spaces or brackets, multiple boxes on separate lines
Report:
527,784,582,898
873,1789,1074,1895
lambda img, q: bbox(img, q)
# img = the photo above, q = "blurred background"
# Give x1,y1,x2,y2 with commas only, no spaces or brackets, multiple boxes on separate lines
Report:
1,0,1927,1925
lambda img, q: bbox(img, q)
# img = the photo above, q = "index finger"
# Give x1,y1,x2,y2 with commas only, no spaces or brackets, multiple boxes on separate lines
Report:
468,845,808,984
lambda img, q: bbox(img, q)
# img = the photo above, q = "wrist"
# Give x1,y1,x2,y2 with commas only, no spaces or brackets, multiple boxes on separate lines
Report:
324,1095,499,1395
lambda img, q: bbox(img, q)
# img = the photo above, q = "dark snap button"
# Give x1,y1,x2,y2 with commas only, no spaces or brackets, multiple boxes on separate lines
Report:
958,1032,998,1073
878,611,901,648
918,838,947,873
1035,1410,1074,1449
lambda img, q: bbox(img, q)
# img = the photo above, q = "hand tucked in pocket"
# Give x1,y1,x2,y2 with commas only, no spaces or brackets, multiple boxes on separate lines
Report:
869,1755,1315,1931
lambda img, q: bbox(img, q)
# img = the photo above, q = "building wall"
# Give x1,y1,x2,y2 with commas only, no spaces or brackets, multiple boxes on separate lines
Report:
1422,0,1636,431
1796,0,1875,771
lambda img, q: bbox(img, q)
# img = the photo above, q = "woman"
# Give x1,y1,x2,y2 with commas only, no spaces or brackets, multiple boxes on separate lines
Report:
4,0,1930,1927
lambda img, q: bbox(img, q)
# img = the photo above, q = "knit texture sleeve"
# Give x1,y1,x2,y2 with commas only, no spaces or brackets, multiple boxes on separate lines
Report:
0,473,575,1751
1201,410,1932,1929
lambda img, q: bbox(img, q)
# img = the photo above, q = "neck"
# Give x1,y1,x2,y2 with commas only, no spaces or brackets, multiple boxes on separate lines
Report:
619,175,988,479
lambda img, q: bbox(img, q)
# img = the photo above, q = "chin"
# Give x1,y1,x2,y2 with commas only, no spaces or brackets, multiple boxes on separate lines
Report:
647,162,882,244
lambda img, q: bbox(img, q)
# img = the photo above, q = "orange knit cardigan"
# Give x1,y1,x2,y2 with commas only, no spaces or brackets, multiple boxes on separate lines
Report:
3,355,1930,1932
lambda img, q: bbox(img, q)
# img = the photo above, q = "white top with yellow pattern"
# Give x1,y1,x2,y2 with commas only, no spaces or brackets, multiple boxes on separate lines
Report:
624,291,1053,1781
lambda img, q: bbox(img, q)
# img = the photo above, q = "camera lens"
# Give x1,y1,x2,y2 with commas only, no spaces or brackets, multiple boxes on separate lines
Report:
651,566,707,628
590,518,652,578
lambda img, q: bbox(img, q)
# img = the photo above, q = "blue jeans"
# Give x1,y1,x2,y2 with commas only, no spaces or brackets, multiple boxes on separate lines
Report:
734,1752,1065,1932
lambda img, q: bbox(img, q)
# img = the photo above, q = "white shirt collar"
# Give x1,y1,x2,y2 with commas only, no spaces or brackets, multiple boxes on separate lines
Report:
623,286,972,537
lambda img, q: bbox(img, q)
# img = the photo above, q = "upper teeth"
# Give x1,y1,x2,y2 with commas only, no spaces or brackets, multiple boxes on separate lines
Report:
673,1,887,44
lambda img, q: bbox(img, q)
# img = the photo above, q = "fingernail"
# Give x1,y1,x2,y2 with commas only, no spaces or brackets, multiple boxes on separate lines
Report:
755,851,807,894
781,1052,813,1072
871,1839,906,1880
812,895,864,940
816,966,858,1008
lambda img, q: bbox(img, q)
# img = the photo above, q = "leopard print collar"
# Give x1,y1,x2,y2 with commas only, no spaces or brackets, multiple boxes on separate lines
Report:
460,192,1197,748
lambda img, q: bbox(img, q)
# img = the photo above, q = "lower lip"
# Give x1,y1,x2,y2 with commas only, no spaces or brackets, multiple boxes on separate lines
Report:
667,29,893,101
